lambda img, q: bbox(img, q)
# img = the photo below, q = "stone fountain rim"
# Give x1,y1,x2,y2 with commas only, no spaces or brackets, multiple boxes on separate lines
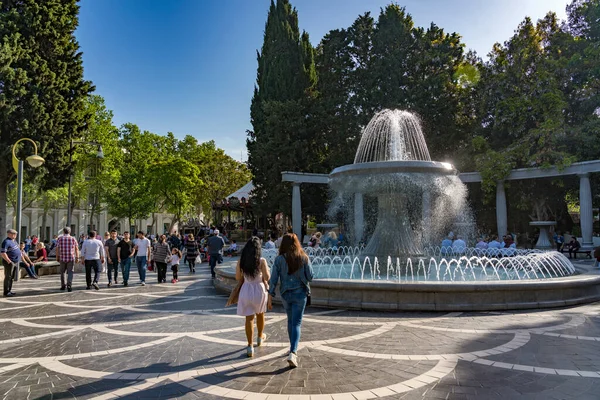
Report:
529,221,557,226
214,262,600,311
329,160,457,178
215,264,596,291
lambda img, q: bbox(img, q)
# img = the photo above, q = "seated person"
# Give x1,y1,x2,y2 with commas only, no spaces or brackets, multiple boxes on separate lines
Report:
224,240,238,256
441,233,453,255
323,231,338,249
474,237,488,256
553,232,565,251
452,235,466,254
567,237,581,259
33,242,48,264
594,246,600,268
19,242,38,279
486,236,503,256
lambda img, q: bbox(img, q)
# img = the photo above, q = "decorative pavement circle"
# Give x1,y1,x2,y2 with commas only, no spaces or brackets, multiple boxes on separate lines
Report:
1,260,600,399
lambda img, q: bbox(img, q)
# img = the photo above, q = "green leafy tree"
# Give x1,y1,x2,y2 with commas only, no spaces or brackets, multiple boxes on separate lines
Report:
148,158,201,233
105,123,160,231
178,137,252,224
69,95,122,229
0,0,94,238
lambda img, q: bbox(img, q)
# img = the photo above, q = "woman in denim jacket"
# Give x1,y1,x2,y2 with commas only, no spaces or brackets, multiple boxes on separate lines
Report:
268,233,313,368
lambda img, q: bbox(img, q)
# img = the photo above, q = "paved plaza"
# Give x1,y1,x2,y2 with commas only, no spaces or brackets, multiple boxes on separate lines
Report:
1,260,600,399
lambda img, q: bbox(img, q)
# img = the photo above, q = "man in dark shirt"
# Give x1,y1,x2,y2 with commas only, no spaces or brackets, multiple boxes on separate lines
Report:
567,237,581,259
104,230,120,287
117,231,135,287
1,229,21,297
207,229,225,278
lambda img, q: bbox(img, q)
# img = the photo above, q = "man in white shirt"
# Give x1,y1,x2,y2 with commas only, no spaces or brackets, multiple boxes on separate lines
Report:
81,231,105,290
135,231,151,286
264,232,276,250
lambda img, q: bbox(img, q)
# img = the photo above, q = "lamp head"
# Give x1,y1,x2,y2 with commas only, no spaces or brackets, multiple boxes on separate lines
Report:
26,154,45,168
96,145,104,159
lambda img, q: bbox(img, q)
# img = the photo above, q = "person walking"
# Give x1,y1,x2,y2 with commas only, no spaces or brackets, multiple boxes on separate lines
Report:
170,248,182,283
237,237,271,357
81,231,105,290
267,233,313,368
184,233,199,273
134,231,151,286
56,227,79,292
1,229,20,297
153,234,171,283
19,242,38,279
117,231,135,287
104,230,120,287
207,229,225,278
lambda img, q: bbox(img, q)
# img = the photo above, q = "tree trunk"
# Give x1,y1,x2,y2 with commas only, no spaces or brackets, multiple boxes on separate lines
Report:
0,179,8,239
168,216,179,235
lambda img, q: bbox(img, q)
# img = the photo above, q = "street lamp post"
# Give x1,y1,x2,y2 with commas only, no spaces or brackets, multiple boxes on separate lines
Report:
11,138,45,244
66,141,104,230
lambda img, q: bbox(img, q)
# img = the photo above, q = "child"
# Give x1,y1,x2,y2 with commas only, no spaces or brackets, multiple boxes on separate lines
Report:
170,248,182,283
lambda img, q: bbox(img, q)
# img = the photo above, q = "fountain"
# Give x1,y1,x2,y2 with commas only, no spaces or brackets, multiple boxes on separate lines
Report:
215,109,600,311
329,109,471,258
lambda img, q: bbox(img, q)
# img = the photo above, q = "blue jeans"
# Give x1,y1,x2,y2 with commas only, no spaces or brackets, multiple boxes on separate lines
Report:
281,287,308,354
20,262,36,278
120,258,132,283
136,256,147,282
107,261,119,283
209,253,222,277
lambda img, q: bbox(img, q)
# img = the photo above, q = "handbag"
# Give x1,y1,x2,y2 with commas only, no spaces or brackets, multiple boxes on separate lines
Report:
226,275,244,307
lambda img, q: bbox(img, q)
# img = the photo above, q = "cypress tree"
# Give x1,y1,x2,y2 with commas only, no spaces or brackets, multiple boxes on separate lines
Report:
247,0,317,218
0,0,94,237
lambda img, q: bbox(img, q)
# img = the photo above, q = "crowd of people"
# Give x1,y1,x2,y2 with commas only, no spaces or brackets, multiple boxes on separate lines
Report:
3,225,314,368
1,226,231,296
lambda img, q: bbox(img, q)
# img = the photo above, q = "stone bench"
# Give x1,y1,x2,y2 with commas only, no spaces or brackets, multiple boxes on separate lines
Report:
34,261,61,276
0,261,61,282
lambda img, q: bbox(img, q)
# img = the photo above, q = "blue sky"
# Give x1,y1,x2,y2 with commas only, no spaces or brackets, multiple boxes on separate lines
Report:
75,0,570,161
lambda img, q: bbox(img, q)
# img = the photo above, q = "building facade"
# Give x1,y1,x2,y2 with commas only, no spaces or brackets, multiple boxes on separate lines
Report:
6,206,178,241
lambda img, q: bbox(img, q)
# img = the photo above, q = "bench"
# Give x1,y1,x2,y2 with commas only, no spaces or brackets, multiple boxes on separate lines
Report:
0,261,61,282
560,248,592,259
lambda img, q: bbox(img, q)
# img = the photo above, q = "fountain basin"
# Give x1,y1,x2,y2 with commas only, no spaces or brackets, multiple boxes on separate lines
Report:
330,160,456,180
529,221,557,249
215,263,600,311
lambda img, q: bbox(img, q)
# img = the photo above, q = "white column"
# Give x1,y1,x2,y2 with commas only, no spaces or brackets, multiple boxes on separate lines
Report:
496,181,507,239
354,193,364,244
292,183,302,238
53,209,59,236
579,173,594,248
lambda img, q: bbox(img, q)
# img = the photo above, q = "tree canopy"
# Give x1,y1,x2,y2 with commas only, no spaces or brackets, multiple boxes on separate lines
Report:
248,0,600,235
0,0,94,238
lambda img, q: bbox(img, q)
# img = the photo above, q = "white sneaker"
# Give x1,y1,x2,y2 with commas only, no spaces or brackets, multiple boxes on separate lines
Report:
140,282,146,286
287,352,298,368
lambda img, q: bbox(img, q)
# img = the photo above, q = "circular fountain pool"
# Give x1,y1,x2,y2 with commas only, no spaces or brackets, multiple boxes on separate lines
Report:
215,109,600,311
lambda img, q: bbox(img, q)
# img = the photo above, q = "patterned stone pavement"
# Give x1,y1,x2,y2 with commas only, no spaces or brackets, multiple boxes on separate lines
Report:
1,260,600,399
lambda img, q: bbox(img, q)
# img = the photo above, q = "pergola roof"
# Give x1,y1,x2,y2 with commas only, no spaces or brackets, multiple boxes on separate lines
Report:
227,181,254,200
